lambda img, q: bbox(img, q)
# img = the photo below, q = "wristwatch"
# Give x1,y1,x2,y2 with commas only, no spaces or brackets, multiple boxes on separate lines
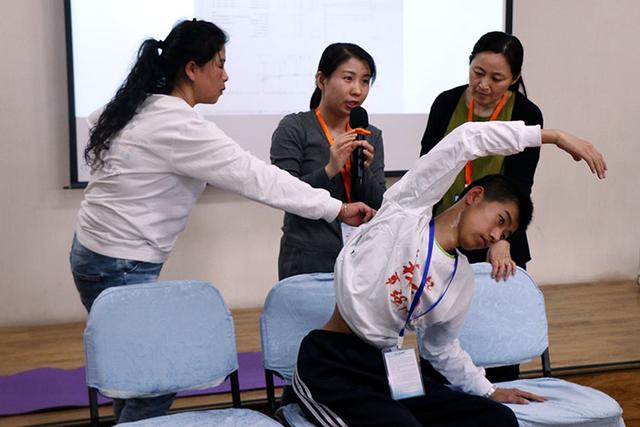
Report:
483,384,497,398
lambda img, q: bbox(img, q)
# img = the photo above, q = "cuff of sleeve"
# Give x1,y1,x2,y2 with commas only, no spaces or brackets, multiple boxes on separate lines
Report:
474,377,495,397
520,123,542,150
307,167,334,190
324,198,343,223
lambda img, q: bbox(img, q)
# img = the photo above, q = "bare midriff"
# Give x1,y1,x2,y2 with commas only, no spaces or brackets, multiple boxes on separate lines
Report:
322,306,353,334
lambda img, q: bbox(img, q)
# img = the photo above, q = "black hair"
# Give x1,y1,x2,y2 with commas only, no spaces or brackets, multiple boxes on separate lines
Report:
458,174,534,234
85,19,228,170
469,31,527,97
309,43,377,110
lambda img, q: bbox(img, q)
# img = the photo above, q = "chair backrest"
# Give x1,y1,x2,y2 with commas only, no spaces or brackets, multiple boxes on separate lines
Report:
260,273,336,383
84,281,238,398
418,263,549,368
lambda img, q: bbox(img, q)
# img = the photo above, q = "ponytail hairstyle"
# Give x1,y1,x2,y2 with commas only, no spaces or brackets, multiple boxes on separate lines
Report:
469,31,528,97
309,43,377,110
85,19,228,170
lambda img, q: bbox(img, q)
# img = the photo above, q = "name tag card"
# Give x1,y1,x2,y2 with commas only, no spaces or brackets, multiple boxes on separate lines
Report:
382,348,425,400
341,223,358,245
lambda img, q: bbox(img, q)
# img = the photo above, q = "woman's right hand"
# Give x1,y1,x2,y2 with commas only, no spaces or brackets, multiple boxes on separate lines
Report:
325,130,358,178
338,202,376,226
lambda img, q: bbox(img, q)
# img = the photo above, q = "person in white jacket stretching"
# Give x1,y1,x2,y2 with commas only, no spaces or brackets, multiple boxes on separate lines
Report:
292,120,606,427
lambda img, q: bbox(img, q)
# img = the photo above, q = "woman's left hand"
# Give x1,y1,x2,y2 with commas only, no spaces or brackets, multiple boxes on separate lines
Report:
487,240,516,281
359,140,375,169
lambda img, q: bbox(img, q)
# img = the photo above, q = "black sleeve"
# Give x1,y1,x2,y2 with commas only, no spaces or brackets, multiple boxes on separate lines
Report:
270,114,335,191
419,93,450,156
419,86,466,157
502,96,544,194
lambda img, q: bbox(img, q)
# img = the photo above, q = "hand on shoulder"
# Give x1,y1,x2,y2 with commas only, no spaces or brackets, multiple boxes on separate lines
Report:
338,202,376,226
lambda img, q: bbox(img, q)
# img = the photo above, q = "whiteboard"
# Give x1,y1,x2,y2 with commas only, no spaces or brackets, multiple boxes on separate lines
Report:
66,0,507,185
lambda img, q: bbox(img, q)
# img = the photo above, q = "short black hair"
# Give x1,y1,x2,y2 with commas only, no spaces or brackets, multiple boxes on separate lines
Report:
458,174,533,234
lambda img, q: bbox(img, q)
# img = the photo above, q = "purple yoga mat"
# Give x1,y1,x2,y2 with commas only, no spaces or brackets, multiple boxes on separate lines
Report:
0,352,283,416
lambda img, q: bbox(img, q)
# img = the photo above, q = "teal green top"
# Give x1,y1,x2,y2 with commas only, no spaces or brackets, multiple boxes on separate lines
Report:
434,92,516,215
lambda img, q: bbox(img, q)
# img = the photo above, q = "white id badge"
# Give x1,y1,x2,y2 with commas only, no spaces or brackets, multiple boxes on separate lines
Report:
341,223,357,245
382,348,425,400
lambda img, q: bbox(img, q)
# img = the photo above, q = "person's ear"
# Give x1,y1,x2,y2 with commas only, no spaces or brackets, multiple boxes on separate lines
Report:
315,71,326,91
511,73,521,86
184,60,199,82
464,186,485,206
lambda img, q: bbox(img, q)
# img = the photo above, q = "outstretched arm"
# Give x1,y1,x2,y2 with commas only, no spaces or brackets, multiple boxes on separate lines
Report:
541,129,607,179
386,122,606,217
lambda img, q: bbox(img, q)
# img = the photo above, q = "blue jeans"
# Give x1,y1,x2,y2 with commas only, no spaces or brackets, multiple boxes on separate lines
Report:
69,235,174,423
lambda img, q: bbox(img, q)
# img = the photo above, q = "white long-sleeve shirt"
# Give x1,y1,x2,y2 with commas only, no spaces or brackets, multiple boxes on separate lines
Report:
76,94,341,263
335,120,541,396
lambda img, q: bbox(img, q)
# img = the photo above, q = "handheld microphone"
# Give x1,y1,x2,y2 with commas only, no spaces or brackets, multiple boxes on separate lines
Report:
349,106,369,189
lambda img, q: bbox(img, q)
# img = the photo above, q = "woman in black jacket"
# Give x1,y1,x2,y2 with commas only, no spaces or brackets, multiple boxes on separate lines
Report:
420,31,542,277
419,31,543,382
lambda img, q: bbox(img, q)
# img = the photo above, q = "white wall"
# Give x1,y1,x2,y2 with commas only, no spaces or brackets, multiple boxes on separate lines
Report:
0,0,638,327
514,0,640,283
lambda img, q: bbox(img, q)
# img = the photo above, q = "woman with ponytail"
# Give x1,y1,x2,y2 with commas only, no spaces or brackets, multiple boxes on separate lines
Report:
418,31,543,383
70,20,375,423
270,43,386,280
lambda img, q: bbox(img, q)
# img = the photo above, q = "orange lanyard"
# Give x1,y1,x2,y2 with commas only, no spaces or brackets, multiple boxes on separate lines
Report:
315,108,352,203
464,93,507,185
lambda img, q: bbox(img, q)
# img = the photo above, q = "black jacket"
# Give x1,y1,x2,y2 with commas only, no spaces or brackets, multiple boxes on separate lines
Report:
419,85,543,267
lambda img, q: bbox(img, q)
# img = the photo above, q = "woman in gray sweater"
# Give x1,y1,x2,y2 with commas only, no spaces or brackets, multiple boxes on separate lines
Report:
270,43,386,280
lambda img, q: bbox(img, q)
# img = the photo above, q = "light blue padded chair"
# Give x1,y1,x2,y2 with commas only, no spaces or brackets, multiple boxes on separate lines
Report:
84,280,281,427
260,273,336,426
418,263,625,427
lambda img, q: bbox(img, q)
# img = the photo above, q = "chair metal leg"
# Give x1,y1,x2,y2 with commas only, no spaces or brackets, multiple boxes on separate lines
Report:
88,387,100,427
541,348,552,377
265,370,276,412
230,370,241,408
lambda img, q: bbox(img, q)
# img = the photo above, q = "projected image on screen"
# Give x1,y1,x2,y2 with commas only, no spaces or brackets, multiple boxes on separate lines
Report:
67,0,506,184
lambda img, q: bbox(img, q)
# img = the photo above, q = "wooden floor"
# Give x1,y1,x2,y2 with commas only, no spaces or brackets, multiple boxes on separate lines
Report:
1,280,638,427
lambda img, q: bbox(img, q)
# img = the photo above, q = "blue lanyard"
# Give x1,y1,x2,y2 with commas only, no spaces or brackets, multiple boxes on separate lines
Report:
397,219,458,348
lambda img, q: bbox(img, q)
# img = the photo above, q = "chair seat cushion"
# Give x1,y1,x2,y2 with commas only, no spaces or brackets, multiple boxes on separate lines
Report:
279,380,625,427
498,378,624,427
280,403,317,427
119,408,282,426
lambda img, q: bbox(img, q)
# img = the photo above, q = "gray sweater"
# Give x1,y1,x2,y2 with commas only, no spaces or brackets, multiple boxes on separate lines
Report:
270,110,386,279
